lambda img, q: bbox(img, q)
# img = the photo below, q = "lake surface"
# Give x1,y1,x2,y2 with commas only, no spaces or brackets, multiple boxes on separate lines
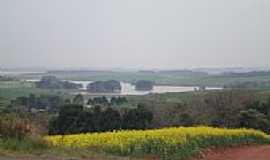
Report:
33,80,222,95
120,82,198,95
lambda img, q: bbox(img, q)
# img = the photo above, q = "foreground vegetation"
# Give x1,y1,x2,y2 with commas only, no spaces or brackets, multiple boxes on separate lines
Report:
1,111,268,160
46,127,270,160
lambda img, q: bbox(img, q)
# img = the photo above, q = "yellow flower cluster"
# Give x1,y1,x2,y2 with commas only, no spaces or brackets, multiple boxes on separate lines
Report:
46,127,270,158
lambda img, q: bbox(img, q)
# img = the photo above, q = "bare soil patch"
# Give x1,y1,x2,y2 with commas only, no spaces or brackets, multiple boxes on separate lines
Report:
192,145,270,160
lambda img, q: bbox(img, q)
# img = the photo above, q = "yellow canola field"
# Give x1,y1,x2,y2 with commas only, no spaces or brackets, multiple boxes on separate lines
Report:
46,127,270,159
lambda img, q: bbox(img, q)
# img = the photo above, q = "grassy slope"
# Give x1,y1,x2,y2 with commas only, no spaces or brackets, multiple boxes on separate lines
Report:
0,81,34,89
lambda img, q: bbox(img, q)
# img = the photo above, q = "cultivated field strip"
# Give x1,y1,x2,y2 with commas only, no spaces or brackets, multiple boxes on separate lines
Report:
46,127,270,159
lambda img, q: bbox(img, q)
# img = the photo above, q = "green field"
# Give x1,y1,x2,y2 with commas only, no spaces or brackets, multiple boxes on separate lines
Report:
0,81,34,89
0,80,79,107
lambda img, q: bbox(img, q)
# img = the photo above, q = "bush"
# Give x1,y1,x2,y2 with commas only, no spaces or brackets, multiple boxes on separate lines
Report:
0,114,40,139
0,113,49,152
0,137,48,152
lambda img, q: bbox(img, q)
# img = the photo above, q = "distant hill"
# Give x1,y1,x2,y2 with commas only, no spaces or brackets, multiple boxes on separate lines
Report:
223,71,270,77
158,70,208,76
193,67,270,75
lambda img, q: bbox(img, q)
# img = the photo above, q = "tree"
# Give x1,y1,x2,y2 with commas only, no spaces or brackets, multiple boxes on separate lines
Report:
92,105,102,132
73,94,84,105
15,96,28,106
177,113,194,127
240,109,270,132
64,99,71,105
122,104,153,129
246,99,270,116
48,95,63,112
92,97,109,105
10,94,65,113
241,98,270,133
50,104,84,134
111,97,128,105
121,97,128,103
203,90,254,128
100,107,121,131
28,94,36,111
0,97,5,111
48,104,154,135
87,98,93,105
101,96,109,105
110,97,117,105
79,111,94,133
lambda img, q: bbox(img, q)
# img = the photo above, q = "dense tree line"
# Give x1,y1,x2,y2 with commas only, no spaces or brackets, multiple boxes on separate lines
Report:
223,71,270,77
224,81,270,89
9,93,129,114
143,90,270,133
240,99,270,132
49,104,153,135
5,90,270,134
110,97,128,105
87,96,128,106
9,94,66,113
0,97,5,111
73,94,84,105
198,90,270,133
0,76,15,81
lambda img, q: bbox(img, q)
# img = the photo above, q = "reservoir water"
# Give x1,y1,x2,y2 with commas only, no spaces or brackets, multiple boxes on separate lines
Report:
29,80,221,95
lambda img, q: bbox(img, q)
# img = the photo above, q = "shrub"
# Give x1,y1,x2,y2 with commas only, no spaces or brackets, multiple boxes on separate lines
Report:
0,113,49,152
0,114,40,139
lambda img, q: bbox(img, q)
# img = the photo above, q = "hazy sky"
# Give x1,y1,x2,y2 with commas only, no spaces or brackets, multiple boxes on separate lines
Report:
1,0,270,69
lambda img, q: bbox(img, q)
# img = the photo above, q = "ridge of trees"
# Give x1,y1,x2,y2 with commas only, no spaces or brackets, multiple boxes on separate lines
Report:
4,90,270,134
49,104,153,135
87,96,128,106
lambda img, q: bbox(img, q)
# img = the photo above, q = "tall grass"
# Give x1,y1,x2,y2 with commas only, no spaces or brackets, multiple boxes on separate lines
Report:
47,127,270,160
0,114,48,152
0,137,48,152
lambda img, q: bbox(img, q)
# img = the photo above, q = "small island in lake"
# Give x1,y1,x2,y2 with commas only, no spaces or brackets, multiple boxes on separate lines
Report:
87,80,121,93
135,80,154,91
36,76,82,89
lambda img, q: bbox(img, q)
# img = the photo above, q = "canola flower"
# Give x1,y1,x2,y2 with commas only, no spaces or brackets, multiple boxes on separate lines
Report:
46,127,270,159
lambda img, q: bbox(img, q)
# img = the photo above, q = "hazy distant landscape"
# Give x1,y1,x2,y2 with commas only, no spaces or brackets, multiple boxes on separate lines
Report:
1,0,270,159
